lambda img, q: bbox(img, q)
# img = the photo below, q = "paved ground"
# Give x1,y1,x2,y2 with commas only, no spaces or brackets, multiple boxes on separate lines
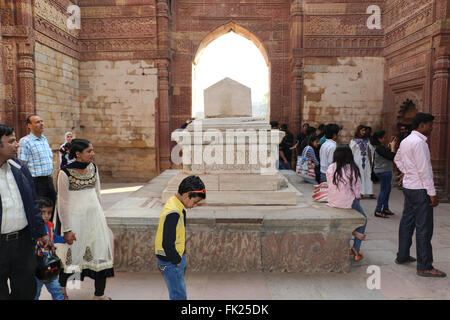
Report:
39,181,450,300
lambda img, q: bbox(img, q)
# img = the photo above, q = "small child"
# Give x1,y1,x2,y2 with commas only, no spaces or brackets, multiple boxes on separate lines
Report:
35,197,65,300
326,145,367,262
155,175,206,300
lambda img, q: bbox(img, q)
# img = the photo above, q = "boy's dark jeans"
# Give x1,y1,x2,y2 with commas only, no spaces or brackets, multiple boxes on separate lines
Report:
397,188,434,271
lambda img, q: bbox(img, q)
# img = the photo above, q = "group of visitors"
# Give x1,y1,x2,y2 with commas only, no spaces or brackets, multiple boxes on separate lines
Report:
0,110,446,302
293,113,445,278
0,114,114,300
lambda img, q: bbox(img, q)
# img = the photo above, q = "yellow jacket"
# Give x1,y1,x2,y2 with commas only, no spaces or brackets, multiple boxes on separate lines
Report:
155,196,186,264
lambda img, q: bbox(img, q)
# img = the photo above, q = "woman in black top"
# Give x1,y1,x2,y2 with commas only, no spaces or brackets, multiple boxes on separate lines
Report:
372,131,398,218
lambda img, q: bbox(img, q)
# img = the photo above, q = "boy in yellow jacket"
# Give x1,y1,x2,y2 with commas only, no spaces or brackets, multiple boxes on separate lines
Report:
155,175,206,300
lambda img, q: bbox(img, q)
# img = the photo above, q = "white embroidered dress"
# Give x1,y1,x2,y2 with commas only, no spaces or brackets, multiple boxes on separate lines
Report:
349,138,374,196
57,163,114,275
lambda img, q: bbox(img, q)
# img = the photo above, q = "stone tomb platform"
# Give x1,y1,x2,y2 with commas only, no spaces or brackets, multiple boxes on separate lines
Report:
105,170,365,273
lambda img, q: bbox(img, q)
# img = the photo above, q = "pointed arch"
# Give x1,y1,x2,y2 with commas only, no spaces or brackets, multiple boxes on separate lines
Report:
193,21,270,67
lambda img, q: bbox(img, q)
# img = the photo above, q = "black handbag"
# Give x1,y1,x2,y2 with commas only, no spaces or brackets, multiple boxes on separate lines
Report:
371,171,379,183
35,246,62,283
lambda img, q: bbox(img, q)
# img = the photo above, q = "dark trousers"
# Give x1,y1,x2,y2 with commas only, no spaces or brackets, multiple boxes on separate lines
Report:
397,189,434,271
33,176,60,233
0,227,37,300
59,272,106,297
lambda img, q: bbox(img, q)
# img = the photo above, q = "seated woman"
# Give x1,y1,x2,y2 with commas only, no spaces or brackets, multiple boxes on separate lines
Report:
326,145,367,261
301,135,320,184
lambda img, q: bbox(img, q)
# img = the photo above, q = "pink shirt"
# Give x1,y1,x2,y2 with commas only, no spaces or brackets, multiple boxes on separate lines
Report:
326,163,361,209
394,130,436,196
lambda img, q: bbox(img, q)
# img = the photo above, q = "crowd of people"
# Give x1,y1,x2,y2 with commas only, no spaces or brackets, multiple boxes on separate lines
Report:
277,113,445,278
0,111,446,301
0,114,113,300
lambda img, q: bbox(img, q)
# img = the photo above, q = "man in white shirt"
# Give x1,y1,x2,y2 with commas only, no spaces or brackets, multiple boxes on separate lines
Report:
394,113,446,278
319,124,340,183
0,124,49,299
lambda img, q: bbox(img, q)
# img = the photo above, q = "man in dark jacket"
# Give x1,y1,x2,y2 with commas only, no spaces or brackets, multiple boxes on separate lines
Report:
0,124,49,300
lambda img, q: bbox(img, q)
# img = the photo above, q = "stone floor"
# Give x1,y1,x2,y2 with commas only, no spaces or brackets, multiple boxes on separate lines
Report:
39,179,450,300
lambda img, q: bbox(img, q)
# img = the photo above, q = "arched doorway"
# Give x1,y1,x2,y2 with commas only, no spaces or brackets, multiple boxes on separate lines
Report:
192,22,270,119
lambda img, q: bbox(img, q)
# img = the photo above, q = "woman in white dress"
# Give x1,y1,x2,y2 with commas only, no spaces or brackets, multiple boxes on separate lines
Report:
57,139,114,300
349,125,374,199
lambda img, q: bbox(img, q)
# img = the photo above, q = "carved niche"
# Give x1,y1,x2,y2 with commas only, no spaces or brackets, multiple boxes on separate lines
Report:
397,98,418,126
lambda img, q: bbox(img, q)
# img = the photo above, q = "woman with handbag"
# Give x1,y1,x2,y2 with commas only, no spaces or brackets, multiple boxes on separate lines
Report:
298,135,320,184
57,139,114,300
372,131,398,218
326,146,367,261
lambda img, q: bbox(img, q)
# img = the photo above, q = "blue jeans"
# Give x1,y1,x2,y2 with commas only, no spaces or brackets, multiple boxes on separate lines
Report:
35,278,64,300
320,172,327,183
375,171,392,212
157,255,187,300
352,198,368,251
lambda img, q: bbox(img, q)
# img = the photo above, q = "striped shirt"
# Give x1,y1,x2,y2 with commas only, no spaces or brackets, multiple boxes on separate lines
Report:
302,145,319,166
18,134,54,177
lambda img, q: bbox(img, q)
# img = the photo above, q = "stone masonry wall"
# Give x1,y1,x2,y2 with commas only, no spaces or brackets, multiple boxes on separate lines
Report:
34,42,81,174
302,57,384,144
79,60,158,182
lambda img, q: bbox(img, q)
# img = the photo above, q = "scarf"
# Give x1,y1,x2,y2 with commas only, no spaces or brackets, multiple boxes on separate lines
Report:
63,161,90,170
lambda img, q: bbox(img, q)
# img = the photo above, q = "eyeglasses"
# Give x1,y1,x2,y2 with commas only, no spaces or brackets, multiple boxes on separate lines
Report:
187,188,206,194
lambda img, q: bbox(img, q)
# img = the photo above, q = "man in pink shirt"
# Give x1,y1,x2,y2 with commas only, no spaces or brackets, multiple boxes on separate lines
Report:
394,112,445,278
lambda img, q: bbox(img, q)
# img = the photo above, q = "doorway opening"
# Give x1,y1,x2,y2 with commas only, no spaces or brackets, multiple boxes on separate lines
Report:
192,26,269,119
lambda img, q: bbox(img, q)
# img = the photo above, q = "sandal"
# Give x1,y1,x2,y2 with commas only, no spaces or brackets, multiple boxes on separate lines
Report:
349,248,364,261
382,209,394,215
417,268,447,278
374,211,389,218
368,194,376,199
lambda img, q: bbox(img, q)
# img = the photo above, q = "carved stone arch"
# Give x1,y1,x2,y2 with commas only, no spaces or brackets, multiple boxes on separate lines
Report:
192,21,270,68
191,21,271,118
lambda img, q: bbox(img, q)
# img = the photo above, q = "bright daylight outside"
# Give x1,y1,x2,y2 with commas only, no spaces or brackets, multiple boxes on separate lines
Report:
192,31,269,119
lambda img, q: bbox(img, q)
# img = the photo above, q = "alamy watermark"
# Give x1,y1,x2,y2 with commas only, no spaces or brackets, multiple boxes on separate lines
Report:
366,5,382,30
170,120,280,175
67,5,81,30
366,265,381,290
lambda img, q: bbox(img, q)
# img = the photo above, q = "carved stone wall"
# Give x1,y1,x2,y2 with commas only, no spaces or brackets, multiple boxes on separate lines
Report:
383,0,450,198
171,0,291,133
303,1,384,57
